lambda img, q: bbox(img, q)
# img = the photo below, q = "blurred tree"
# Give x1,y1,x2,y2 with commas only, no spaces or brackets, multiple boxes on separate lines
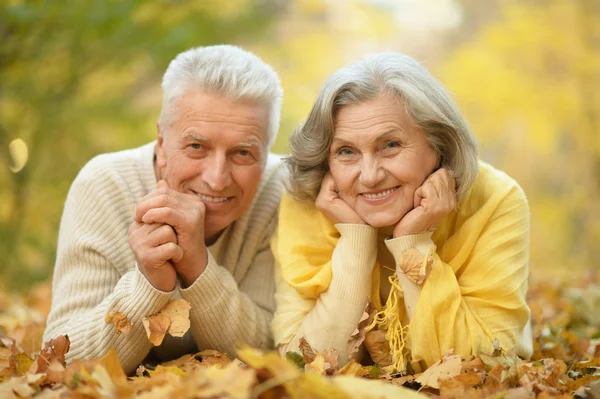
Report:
0,0,286,290
439,0,600,275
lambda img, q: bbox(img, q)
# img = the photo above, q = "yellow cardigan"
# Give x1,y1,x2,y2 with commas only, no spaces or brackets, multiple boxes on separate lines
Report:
271,162,532,370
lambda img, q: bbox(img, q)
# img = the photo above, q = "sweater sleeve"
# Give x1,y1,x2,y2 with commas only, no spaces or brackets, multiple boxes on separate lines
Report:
403,183,533,366
385,233,434,321
43,165,174,374
272,216,378,363
178,238,276,358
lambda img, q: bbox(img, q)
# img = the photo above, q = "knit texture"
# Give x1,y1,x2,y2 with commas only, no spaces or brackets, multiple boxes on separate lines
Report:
44,142,285,374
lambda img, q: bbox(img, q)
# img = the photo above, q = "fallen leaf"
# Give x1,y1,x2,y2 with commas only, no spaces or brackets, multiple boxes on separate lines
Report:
34,335,70,374
347,302,376,358
142,314,170,346
416,351,462,389
364,329,392,366
45,359,66,384
399,248,433,284
305,354,326,375
105,312,133,335
298,337,315,364
142,299,191,345
159,299,191,337
11,352,33,376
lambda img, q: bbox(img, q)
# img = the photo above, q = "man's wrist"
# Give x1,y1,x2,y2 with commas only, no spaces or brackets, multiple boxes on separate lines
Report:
177,251,209,288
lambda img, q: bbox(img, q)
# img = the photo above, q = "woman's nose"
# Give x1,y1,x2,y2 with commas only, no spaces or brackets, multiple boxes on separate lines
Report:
359,157,385,187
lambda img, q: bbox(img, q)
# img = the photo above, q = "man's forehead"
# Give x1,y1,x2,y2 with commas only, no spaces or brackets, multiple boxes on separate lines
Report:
181,132,263,148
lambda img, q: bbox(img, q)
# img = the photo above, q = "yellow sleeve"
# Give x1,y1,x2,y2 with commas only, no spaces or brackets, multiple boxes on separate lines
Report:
409,181,532,366
271,193,338,299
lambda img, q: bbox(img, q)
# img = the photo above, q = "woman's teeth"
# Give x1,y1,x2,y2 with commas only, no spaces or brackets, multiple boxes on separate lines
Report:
363,187,397,199
198,194,228,203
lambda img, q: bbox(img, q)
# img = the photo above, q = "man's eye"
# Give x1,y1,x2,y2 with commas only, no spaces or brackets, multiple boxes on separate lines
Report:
385,140,401,149
189,143,202,150
239,149,250,156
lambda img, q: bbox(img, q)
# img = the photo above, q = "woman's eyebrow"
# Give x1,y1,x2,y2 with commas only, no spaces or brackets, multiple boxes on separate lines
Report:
374,128,404,143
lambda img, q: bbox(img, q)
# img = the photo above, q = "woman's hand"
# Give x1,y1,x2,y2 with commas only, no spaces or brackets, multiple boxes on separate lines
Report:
393,168,457,237
316,173,365,225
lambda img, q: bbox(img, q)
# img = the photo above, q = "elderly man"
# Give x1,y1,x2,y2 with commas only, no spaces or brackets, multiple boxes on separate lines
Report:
43,45,284,373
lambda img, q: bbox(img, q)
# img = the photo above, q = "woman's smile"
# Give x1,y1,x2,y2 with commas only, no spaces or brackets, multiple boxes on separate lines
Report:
359,185,400,205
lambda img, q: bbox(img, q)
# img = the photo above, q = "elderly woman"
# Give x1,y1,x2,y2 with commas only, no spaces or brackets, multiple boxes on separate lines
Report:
271,53,532,374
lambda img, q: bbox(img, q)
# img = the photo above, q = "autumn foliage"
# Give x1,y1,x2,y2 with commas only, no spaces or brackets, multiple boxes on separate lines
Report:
0,271,599,398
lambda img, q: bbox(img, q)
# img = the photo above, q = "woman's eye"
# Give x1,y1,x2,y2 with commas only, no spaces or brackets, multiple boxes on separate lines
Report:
336,147,353,156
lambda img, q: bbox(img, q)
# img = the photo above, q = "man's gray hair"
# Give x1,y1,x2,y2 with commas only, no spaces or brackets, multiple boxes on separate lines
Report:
158,45,283,148
287,52,479,201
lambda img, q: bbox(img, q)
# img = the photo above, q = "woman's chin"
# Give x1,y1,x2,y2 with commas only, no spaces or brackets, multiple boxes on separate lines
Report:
361,213,404,229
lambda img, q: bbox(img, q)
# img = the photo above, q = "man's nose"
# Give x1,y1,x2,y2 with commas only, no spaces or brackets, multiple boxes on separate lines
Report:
204,154,232,192
359,156,385,187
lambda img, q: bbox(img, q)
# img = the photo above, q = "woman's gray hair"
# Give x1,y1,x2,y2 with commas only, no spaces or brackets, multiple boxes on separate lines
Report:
287,52,479,201
158,45,283,149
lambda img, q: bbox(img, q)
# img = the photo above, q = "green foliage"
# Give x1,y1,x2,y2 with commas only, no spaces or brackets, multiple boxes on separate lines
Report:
286,351,306,369
0,0,283,289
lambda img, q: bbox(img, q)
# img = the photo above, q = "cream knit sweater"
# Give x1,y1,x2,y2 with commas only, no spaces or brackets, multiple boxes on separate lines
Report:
43,142,284,374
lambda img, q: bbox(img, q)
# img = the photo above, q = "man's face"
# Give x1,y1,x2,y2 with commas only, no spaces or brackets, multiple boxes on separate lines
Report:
156,91,269,242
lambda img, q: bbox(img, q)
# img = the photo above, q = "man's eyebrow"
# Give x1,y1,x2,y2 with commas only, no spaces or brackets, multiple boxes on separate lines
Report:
181,133,209,142
234,140,261,148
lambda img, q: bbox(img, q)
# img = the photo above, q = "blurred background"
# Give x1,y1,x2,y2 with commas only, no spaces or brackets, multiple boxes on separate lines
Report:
1,0,599,291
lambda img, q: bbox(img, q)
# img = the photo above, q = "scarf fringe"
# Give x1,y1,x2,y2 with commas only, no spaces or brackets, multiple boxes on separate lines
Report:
366,273,409,375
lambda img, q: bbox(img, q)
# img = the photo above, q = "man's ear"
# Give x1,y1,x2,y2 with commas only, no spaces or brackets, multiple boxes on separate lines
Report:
156,122,167,168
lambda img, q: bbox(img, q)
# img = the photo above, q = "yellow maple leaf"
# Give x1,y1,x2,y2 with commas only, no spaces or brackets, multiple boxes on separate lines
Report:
416,350,462,389
142,299,191,346
142,314,170,346
105,312,133,335
159,299,191,337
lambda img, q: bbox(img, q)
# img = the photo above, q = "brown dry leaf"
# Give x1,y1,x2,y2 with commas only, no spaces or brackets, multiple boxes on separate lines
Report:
34,335,70,375
195,349,231,368
347,302,376,358
10,323,45,357
45,359,66,384
452,370,483,387
416,351,462,389
0,375,36,398
160,299,191,337
364,329,392,366
187,361,256,399
399,248,433,284
298,337,315,364
142,313,170,346
105,312,133,335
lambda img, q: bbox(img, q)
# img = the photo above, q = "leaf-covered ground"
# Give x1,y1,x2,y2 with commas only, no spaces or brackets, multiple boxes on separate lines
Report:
0,271,599,398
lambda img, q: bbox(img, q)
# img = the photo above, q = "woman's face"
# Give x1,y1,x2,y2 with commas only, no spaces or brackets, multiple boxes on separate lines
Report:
328,94,439,228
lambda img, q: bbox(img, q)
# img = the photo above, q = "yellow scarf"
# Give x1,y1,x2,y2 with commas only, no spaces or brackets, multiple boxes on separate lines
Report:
275,162,532,372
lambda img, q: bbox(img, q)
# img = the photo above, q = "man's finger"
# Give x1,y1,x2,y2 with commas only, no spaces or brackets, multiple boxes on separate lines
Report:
141,207,188,233
148,224,178,247
134,193,178,222
151,242,184,266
